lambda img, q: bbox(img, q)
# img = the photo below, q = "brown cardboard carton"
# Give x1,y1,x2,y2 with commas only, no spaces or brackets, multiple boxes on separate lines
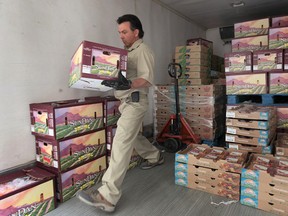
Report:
228,143,273,154
186,38,213,51
226,117,277,130
226,105,276,120
226,126,275,139
225,134,271,146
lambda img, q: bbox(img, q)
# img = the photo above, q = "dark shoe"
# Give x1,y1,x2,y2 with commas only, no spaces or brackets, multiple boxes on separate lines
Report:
140,154,164,170
77,189,115,212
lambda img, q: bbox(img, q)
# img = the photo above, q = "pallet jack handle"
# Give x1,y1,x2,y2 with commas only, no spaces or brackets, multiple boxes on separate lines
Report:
168,62,182,135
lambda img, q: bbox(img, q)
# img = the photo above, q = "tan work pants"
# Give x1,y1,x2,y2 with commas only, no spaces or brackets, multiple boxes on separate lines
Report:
98,95,160,205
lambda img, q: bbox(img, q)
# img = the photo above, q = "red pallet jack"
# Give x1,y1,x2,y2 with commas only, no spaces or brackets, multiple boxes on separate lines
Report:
153,62,201,153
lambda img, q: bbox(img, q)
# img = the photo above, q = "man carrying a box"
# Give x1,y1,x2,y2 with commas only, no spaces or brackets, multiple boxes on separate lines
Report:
77,14,164,212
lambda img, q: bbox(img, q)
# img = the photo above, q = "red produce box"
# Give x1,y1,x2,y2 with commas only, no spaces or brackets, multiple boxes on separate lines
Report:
69,40,128,91
30,98,104,140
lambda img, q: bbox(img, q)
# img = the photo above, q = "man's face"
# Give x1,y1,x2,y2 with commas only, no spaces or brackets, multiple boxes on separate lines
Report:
118,21,139,48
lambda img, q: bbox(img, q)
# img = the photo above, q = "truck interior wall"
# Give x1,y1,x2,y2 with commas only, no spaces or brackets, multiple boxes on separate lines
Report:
0,0,205,171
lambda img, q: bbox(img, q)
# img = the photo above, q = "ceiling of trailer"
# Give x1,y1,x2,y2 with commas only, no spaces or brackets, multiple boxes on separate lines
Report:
155,0,288,29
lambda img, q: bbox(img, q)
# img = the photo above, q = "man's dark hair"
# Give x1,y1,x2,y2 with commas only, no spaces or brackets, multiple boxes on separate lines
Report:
117,14,144,38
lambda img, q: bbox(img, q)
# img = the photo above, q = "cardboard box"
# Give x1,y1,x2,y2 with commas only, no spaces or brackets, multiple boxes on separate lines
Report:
226,126,274,139
234,18,270,38
269,27,288,49
85,96,121,127
226,117,276,130
185,58,210,66
224,51,252,73
178,78,211,86
232,35,268,52
0,166,56,216
30,99,104,140
253,49,283,72
284,49,288,70
269,72,288,94
184,84,225,97
106,125,117,153
226,73,267,95
35,129,106,172
277,107,288,129
185,65,210,73
55,155,106,202
226,105,276,120
272,15,288,27
69,40,128,91
275,133,288,157
228,143,273,154
225,134,270,146
175,45,210,53
183,71,209,79
186,38,213,51
188,165,241,185
175,144,247,173
185,104,224,118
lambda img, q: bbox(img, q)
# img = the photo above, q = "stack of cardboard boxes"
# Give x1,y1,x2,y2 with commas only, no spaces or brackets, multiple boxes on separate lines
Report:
225,104,277,154
154,38,226,145
29,98,107,203
174,38,213,86
154,84,226,144
241,154,288,215
175,144,248,200
225,16,288,133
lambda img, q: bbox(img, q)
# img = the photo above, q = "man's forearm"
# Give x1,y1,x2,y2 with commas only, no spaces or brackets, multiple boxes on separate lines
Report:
131,78,151,89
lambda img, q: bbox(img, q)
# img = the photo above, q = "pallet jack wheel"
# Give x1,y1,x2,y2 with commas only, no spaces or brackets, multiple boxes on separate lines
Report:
163,138,182,153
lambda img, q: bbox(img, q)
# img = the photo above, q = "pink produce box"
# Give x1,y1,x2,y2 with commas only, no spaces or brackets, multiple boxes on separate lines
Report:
69,40,128,91
269,27,288,49
277,107,288,129
224,51,252,73
226,73,267,95
0,166,56,216
253,49,283,72
234,18,270,38
35,129,106,172
272,15,288,27
30,98,104,140
269,72,288,94
232,35,268,52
